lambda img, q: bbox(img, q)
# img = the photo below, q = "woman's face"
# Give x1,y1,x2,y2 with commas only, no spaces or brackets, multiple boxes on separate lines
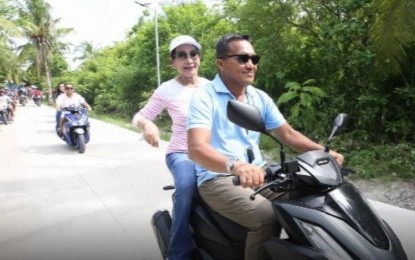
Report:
171,44,201,78
59,84,65,92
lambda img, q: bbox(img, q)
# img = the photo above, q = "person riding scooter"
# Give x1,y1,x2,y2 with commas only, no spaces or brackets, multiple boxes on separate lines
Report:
187,33,344,260
32,86,43,106
55,83,92,137
0,88,14,122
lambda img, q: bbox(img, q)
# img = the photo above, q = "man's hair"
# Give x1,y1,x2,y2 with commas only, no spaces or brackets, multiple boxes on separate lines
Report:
216,33,252,59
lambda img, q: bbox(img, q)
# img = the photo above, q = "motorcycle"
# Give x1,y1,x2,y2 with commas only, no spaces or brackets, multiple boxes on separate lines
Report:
0,104,8,125
58,105,90,153
151,100,407,260
33,93,42,106
19,95,28,106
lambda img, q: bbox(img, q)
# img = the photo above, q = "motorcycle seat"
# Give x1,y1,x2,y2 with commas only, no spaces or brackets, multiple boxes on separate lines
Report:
192,192,248,243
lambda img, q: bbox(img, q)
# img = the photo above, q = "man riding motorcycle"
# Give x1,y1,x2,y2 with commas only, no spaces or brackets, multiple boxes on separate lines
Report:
0,88,14,122
55,83,92,136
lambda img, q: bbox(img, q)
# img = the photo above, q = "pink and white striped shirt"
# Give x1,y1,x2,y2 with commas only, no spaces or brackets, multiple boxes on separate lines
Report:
132,77,210,154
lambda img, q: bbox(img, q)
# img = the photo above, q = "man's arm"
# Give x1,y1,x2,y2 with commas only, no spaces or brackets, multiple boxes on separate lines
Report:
188,128,228,173
188,127,264,188
272,123,344,165
82,101,92,111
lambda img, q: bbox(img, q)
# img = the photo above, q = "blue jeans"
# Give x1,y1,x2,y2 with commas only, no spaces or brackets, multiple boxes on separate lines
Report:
165,153,197,260
55,111,61,130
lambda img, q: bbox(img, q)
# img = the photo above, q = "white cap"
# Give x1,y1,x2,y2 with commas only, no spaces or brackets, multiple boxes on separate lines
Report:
169,35,201,53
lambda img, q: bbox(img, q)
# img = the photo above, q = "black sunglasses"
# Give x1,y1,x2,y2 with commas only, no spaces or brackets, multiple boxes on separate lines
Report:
174,50,200,60
224,54,260,65
65,87,74,90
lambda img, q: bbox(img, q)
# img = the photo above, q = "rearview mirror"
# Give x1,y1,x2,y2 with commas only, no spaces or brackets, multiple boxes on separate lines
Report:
227,100,267,133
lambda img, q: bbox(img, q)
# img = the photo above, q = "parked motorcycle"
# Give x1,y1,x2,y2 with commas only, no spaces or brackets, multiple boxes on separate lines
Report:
58,105,90,153
151,100,407,260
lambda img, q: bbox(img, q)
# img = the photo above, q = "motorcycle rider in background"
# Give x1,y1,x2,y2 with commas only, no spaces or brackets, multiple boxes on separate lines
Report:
55,83,92,136
53,83,66,131
32,87,43,104
0,88,14,121
187,33,344,260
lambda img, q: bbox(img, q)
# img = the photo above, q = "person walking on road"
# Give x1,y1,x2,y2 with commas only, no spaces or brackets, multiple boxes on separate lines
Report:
132,35,209,260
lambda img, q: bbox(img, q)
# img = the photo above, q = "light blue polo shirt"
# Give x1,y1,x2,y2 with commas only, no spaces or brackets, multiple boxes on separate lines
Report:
187,74,286,186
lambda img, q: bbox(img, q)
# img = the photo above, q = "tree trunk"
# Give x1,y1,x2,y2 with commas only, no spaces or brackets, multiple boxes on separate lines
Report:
43,59,53,105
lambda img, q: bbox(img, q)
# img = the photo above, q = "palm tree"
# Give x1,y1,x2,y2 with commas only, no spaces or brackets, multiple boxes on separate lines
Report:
370,0,415,75
0,0,22,81
73,41,100,64
17,0,72,104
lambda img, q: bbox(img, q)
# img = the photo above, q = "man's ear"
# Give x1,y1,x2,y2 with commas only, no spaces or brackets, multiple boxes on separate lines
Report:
216,59,224,72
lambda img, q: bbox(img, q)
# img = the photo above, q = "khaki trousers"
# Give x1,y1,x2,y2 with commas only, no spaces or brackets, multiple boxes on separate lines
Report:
199,176,282,260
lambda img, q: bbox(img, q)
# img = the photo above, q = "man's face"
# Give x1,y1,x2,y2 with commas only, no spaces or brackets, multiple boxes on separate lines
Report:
217,39,258,88
65,85,74,96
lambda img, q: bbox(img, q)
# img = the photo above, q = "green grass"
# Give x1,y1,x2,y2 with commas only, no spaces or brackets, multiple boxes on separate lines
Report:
90,111,172,140
89,111,138,132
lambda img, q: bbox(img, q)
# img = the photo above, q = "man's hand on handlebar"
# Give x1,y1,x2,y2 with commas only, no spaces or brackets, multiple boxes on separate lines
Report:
232,162,265,188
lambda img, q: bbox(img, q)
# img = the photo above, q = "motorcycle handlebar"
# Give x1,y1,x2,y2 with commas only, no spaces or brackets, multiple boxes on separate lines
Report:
61,106,87,112
232,163,283,186
232,162,355,186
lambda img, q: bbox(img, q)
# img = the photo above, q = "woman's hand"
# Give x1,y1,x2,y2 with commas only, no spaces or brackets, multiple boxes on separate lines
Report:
142,121,160,147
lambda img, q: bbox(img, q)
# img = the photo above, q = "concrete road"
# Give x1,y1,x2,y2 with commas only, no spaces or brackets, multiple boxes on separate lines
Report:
0,102,414,260
0,102,173,260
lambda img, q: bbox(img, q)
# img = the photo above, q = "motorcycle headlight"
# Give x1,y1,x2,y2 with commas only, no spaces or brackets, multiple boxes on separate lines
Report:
296,219,352,260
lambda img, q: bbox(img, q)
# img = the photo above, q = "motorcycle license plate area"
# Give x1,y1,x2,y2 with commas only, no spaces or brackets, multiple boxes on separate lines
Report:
74,128,85,134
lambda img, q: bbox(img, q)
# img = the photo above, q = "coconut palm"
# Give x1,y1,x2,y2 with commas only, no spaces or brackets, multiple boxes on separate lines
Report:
370,0,415,75
73,41,100,63
17,0,72,104
0,0,22,81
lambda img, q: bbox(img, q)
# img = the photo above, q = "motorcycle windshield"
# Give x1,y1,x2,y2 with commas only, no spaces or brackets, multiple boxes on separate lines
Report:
297,150,341,186
327,183,389,249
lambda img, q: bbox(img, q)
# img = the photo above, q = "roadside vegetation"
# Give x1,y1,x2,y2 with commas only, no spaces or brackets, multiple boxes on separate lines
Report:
2,0,414,179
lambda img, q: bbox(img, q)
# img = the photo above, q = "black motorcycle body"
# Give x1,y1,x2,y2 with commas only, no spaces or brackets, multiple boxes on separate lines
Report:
151,100,407,260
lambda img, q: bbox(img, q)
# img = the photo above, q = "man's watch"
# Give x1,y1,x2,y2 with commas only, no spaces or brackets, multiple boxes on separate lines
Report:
225,158,239,174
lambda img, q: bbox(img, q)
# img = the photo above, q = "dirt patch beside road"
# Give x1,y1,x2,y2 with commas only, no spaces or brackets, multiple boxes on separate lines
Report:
349,178,415,211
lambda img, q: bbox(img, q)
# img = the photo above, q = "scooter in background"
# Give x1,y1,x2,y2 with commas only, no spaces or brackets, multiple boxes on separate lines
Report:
58,105,90,153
